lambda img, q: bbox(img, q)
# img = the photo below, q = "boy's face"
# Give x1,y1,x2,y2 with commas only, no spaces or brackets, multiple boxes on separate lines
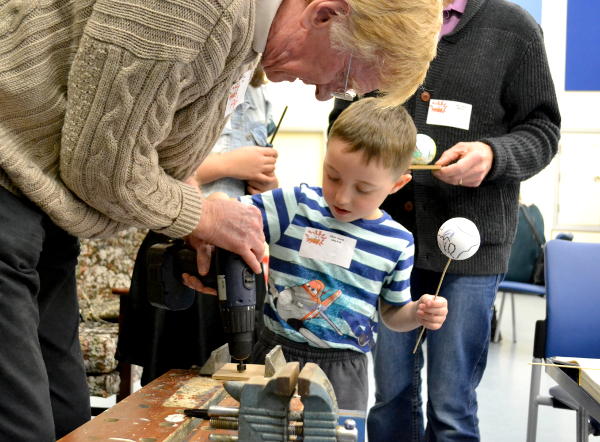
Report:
322,137,411,223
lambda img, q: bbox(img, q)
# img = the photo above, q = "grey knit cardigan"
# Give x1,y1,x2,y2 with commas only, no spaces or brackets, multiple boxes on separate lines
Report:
400,0,560,275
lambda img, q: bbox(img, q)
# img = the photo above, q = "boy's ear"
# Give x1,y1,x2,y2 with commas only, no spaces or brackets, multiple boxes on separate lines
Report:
301,0,349,29
389,173,412,195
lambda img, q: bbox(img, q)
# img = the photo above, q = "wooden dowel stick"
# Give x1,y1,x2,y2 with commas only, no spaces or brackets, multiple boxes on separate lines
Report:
529,362,600,371
269,105,288,145
409,164,442,170
412,257,452,354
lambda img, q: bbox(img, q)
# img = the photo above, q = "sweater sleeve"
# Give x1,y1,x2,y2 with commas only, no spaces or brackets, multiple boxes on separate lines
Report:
60,35,201,237
59,0,253,238
483,34,561,182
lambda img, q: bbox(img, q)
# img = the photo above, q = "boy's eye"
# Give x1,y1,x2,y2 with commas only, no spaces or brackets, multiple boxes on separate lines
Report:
328,174,340,182
356,187,372,194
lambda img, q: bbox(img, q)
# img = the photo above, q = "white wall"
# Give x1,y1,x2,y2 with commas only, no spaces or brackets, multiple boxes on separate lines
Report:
265,0,600,242
520,1,600,241
264,80,331,188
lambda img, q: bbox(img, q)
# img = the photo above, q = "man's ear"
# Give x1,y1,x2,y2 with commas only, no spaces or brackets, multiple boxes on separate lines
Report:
301,0,349,29
389,173,412,194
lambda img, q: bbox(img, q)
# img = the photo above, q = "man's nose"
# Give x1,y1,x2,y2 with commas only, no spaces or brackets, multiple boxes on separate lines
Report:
315,84,334,101
315,81,342,101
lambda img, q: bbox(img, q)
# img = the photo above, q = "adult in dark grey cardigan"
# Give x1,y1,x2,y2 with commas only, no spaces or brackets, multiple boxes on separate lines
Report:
330,0,560,440
370,0,560,440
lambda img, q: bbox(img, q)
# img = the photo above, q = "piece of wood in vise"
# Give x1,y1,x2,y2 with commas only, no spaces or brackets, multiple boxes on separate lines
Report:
273,362,300,397
212,363,265,381
264,344,286,377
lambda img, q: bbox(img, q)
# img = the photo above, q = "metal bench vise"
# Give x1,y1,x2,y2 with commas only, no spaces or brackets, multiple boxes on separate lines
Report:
204,361,358,441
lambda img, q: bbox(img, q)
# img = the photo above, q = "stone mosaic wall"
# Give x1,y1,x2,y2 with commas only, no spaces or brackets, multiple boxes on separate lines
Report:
76,227,146,397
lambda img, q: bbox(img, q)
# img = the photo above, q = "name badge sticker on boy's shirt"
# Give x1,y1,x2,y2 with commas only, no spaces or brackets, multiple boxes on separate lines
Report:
299,228,357,269
426,99,472,130
224,70,252,117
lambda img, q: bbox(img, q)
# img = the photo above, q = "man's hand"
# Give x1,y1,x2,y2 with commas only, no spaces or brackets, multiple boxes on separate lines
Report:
415,294,448,330
182,193,233,295
189,196,265,274
433,141,494,187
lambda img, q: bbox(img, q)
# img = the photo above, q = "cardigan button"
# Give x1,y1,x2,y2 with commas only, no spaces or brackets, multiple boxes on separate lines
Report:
420,91,431,102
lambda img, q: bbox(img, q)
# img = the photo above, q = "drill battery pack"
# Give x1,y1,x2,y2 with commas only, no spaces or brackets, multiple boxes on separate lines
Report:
146,240,257,361
146,239,212,310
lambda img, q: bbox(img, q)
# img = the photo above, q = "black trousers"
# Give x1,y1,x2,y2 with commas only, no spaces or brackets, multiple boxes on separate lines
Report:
0,187,90,441
251,327,368,411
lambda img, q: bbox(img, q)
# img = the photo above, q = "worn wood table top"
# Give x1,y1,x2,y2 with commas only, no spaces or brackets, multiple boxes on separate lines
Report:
60,369,239,442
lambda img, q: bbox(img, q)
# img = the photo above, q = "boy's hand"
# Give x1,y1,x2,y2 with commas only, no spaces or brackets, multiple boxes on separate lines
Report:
182,270,217,296
415,295,448,330
229,146,278,181
247,172,279,194
206,191,230,200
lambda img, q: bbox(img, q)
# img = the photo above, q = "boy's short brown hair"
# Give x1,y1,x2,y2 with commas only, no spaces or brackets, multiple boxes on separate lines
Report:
328,97,416,175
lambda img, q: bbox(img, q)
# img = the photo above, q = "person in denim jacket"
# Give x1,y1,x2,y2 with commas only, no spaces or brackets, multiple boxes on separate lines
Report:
116,69,279,385
196,68,279,197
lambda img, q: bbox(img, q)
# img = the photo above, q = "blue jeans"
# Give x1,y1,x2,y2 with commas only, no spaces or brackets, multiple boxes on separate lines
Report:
368,268,502,441
0,187,90,440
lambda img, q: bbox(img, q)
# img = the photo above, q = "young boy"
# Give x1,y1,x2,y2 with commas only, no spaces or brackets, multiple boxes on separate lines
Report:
201,98,448,411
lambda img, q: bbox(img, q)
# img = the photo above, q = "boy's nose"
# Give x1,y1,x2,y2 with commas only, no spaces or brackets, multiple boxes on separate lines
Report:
335,187,351,205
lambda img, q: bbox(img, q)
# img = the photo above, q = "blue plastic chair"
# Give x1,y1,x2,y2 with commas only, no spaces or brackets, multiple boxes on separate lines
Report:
526,239,600,442
493,231,573,343
494,279,545,343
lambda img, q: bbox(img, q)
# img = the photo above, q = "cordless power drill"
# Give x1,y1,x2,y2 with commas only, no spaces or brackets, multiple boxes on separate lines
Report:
147,239,256,371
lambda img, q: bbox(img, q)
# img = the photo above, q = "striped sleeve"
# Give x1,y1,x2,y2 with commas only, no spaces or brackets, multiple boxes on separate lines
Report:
239,187,301,243
380,237,414,306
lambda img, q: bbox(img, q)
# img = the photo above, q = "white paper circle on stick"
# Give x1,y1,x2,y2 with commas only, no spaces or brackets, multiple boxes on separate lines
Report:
413,133,437,165
437,218,480,260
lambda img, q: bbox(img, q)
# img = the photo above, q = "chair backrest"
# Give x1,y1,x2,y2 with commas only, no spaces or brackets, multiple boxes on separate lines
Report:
506,204,545,283
544,239,600,358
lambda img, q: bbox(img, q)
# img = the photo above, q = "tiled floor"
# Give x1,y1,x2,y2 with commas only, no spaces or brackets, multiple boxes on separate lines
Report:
480,293,577,441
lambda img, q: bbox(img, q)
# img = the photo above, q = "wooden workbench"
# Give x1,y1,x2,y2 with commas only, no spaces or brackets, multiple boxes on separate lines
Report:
60,369,238,441
61,367,366,441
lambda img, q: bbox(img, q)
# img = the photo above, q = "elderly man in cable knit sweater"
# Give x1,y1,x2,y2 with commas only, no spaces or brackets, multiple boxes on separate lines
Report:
0,0,442,439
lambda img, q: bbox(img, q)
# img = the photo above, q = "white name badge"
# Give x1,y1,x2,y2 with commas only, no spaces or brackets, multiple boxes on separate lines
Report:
224,70,252,117
426,99,472,131
298,227,357,269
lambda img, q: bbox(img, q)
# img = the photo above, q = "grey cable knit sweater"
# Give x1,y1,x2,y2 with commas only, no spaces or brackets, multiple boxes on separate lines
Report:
392,0,561,274
0,0,258,238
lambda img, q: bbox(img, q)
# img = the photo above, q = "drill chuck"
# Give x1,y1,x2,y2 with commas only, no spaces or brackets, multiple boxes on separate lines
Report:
216,254,256,363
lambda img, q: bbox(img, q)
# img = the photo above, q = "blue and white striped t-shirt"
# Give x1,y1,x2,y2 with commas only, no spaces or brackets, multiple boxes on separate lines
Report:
240,184,414,353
